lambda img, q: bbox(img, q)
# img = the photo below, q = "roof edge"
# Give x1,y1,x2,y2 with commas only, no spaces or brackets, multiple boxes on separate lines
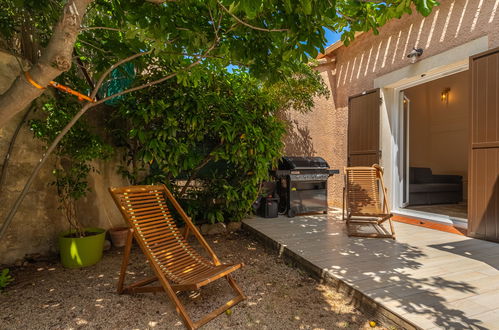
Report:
316,32,364,59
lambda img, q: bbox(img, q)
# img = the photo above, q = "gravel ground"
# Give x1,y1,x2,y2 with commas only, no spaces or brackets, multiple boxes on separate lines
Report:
1,231,386,330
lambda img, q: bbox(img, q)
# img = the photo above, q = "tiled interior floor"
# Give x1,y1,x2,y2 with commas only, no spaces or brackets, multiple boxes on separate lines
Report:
405,203,468,219
243,210,499,329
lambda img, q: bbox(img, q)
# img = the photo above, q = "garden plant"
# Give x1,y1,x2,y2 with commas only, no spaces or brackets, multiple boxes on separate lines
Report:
0,268,13,292
29,95,112,237
0,0,439,238
112,62,327,223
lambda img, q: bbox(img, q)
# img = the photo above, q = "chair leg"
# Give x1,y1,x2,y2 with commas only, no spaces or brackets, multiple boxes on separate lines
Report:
342,187,346,221
151,272,246,330
155,272,197,330
192,275,246,329
117,229,161,294
183,226,190,240
117,228,134,294
388,218,396,239
378,215,396,239
116,229,245,329
226,275,246,300
347,215,396,239
346,214,353,236
119,262,245,329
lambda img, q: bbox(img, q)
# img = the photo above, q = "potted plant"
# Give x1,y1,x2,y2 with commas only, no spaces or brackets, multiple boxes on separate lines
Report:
54,162,106,268
30,96,112,268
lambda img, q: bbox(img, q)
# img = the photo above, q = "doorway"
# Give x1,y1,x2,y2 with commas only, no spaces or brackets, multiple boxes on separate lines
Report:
400,71,469,221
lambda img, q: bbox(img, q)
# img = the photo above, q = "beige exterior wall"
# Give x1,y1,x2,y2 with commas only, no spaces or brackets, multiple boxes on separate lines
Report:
0,51,127,265
285,0,499,207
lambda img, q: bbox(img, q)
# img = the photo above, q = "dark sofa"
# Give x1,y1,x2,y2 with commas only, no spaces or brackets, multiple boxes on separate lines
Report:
409,167,463,205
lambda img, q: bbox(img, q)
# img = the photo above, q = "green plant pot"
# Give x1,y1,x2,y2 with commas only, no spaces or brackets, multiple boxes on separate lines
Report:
59,227,106,268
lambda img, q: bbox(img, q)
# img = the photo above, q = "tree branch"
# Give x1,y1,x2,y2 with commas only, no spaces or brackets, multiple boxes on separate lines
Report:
78,39,112,54
145,0,176,3
216,1,289,32
0,102,93,240
0,0,94,128
92,37,218,105
0,106,34,195
0,38,219,240
79,26,122,32
91,50,153,99
74,48,95,90
178,154,214,198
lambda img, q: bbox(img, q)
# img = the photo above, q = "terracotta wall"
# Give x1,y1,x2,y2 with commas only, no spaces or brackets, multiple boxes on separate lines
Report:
0,51,127,265
404,70,469,198
284,0,499,206
282,60,344,204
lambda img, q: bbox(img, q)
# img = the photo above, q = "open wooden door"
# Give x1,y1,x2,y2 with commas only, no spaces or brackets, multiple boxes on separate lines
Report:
469,48,499,242
402,94,411,207
348,89,380,166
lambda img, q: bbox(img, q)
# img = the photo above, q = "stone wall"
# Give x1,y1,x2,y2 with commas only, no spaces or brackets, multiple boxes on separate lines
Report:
0,51,128,265
284,0,499,206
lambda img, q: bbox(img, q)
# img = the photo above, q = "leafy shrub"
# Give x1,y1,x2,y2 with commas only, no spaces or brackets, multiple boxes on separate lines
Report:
111,62,326,223
0,268,13,292
30,95,113,236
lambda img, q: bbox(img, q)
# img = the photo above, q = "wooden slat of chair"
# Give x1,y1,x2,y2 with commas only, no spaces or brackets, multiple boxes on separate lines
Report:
109,184,246,330
343,165,395,239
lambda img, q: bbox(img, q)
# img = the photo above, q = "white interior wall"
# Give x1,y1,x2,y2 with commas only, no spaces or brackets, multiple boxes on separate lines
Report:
404,71,469,199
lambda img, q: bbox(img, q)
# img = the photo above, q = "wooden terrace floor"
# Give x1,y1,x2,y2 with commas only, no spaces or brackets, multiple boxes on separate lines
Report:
243,210,499,329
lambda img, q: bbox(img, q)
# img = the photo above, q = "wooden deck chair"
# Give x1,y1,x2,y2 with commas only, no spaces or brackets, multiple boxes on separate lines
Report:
342,165,395,239
109,185,246,330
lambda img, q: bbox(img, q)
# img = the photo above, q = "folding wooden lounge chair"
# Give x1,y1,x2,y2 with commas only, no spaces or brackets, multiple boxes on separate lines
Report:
342,165,395,239
109,185,246,330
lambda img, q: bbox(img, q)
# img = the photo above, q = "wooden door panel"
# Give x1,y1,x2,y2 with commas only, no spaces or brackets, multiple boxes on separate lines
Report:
348,154,379,167
469,48,499,242
469,148,499,239
348,89,380,167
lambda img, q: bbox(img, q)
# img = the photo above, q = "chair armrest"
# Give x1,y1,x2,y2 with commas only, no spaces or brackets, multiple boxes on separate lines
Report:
432,174,462,184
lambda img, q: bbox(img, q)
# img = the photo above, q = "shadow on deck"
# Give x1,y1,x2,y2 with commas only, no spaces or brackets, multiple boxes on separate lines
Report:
243,210,499,329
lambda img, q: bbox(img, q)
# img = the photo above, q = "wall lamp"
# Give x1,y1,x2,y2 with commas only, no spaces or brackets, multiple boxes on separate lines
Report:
407,48,424,64
441,88,451,104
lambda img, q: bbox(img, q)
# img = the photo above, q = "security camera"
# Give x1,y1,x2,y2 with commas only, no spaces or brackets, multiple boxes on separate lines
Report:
407,48,424,63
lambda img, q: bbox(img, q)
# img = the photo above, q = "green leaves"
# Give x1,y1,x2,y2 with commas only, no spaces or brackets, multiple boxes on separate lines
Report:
0,268,13,292
29,88,113,231
69,0,438,88
111,62,324,223
5,0,439,227
121,62,323,224
300,0,312,15
333,0,439,46
413,0,440,16
1,0,439,103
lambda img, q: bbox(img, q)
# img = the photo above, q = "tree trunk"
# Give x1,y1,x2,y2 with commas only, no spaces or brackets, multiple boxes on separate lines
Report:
0,106,34,195
0,48,210,240
0,0,93,128
178,154,214,198
178,142,223,198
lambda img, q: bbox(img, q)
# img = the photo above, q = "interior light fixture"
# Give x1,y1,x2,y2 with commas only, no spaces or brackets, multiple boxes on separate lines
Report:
441,88,451,104
407,48,424,64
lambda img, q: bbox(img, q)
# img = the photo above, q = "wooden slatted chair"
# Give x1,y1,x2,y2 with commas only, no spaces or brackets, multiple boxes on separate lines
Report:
342,165,395,239
109,185,246,330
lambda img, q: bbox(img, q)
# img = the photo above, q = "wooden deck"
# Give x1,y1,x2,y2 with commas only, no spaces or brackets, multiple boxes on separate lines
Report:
243,210,499,329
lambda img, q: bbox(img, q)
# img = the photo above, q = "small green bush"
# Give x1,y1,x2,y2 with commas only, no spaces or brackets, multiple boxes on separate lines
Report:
30,94,113,236
111,62,327,224
0,268,13,292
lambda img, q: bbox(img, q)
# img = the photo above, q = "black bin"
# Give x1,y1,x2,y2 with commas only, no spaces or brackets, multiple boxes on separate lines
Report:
261,197,279,218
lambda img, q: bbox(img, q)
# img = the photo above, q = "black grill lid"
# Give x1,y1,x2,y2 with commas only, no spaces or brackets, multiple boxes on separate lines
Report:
278,156,329,170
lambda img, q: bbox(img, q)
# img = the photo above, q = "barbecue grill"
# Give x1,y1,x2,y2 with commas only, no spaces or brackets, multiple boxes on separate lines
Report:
272,156,339,217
